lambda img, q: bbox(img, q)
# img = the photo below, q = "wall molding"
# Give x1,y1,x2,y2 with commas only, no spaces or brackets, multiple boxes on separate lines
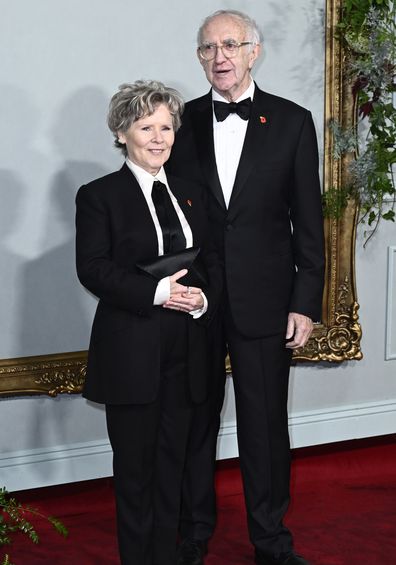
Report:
2,399,396,492
0,439,113,493
386,246,396,360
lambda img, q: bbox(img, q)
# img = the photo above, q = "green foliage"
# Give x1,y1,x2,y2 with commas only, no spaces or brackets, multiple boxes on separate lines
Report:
1,487,68,565
327,0,396,245
322,186,351,218
340,0,394,31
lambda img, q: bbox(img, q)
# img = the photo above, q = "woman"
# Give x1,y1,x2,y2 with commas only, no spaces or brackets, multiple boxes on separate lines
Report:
75,80,222,565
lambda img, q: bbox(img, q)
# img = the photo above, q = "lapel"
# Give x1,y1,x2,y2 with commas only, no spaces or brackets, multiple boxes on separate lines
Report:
190,92,226,209
189,87,274,215
167,175,201,235
116,163,160,250
227,86,272,217
116,163,152,210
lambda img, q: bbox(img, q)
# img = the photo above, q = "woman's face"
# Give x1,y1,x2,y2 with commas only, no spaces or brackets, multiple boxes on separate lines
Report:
118,103,175,175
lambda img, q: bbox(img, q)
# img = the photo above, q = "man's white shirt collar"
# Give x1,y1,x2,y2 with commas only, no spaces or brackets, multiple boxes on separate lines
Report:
212,79,255,104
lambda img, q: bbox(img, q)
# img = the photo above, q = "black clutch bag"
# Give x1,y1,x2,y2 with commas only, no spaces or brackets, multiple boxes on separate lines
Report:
136,247,208,287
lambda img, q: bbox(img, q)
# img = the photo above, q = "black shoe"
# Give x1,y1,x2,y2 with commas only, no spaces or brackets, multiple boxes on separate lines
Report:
255,550,311,565
176,539,207,565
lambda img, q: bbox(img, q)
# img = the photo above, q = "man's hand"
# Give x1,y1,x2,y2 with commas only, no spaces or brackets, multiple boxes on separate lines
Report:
285,312,313,349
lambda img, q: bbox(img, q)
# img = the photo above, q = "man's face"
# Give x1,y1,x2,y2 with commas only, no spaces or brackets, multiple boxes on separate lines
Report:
198,15,260,102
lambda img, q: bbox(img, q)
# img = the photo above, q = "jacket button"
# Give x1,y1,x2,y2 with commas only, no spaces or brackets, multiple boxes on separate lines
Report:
225,223,234,231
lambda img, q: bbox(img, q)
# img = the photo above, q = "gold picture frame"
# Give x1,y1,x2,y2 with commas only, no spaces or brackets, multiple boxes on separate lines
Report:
0,0,362,398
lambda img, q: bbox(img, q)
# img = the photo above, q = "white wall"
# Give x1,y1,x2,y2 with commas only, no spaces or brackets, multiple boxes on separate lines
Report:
1,0,395,492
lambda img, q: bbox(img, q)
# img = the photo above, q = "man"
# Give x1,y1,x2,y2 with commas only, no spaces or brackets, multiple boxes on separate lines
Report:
167,10,325,565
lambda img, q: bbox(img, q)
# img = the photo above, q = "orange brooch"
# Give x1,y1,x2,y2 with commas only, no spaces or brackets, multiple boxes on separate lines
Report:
260,116,267,124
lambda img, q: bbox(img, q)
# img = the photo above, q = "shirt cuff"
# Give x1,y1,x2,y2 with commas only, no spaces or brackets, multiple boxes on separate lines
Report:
153,277,170,305
189,292,208,319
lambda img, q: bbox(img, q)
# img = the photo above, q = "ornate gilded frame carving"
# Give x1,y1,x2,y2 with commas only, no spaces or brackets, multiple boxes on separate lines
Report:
0,351,87,398
0,0,362,398
293,0,362,363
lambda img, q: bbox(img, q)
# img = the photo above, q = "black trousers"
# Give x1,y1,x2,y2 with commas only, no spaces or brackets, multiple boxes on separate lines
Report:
180,307,294,557
106,310,194,565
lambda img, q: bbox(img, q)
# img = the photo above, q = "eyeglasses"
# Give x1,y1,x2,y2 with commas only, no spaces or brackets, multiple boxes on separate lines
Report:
198,40,255,61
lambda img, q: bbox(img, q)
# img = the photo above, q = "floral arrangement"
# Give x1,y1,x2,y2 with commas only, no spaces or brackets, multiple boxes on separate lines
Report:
323,0,396,245
0,487,68,565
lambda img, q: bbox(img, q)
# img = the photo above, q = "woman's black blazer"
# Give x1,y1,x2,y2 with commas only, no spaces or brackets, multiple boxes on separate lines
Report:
76,164,222,405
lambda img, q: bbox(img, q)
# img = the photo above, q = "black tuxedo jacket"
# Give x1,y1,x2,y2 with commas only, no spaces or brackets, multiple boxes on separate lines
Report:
167,86,325,338
76,164,222,405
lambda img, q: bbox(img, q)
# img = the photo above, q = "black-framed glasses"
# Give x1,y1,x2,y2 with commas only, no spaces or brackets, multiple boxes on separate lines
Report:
198,40,255,61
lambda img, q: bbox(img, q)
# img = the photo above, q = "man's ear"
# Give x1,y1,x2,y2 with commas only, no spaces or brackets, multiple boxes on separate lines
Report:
197,48,205,67
249,43,261,69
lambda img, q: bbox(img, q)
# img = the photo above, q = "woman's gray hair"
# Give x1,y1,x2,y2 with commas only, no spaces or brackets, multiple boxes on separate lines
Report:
107,80,184,156
197,10,263,48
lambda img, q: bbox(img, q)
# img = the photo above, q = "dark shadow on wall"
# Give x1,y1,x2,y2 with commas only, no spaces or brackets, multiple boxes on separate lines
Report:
5,88,117,462
0,84,46,360
288,1,325,100
0,170,25,359
17,164,100,355
17,87,118,357
260,1,293,50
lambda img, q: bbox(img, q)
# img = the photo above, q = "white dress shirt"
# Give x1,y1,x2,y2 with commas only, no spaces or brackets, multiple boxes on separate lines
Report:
212,79,255,208
125,159,207,317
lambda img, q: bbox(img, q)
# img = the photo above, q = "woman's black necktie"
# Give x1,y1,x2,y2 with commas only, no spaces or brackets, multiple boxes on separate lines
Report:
151,180,186,253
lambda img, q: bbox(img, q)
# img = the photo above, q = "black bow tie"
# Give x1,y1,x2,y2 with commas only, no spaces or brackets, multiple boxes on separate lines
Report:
213,98,252,122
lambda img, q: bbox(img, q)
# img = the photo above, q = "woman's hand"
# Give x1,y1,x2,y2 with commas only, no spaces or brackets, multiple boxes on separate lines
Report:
166,270,203,312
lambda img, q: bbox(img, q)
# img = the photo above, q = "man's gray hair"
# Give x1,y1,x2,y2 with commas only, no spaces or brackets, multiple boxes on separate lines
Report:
107,80,184,156
197,10,263,47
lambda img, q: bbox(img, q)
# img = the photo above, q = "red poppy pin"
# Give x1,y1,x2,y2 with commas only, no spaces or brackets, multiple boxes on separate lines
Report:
260,116,267,124
187,199,192,207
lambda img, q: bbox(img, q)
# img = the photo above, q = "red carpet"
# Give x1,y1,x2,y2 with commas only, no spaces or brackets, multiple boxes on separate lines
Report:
4,436,396,564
